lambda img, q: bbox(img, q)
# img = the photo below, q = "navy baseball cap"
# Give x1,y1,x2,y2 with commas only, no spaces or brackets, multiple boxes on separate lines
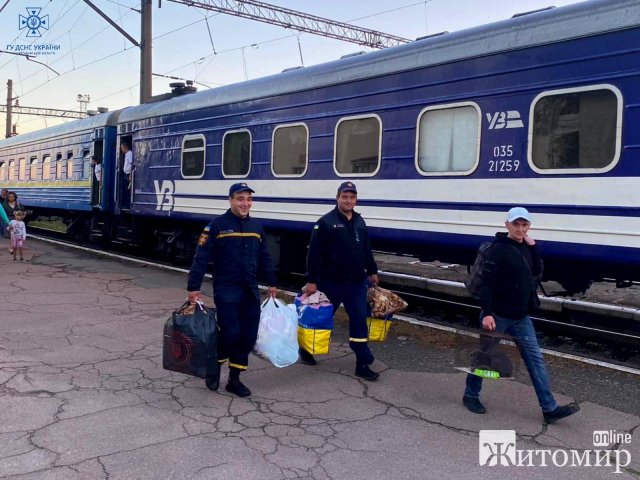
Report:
229,182,255,196
337,181,357,195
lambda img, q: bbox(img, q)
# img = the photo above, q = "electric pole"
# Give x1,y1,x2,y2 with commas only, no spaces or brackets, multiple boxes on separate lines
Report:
140,0,152,104
5,79,11,138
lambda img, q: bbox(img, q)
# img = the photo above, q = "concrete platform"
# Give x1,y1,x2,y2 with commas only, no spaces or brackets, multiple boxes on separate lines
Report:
0,241,638,479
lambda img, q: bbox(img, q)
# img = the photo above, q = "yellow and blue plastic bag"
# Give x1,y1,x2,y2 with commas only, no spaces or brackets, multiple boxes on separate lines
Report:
294,295,334,355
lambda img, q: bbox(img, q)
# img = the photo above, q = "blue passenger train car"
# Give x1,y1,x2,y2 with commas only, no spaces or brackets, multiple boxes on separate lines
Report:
1,0,638,292
0,111,120,237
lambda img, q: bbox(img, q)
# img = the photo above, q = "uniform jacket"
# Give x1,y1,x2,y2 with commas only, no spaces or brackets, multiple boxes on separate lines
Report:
187,209,277,303
479,232,543,319
306,207,378,284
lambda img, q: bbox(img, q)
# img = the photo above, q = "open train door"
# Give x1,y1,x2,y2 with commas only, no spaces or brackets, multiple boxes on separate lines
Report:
116,134,133,210
91,139,103,206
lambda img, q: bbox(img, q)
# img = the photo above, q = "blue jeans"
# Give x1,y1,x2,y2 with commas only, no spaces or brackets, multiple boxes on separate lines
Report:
318,279,374,365
464,313,558,413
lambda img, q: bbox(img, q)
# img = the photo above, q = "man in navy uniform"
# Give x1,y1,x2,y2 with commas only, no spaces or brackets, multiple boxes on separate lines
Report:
187,182,277,397
303,181,380,381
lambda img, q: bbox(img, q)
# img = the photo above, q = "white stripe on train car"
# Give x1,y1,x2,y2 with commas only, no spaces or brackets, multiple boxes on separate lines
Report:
170,197,640,248
171,177,640,208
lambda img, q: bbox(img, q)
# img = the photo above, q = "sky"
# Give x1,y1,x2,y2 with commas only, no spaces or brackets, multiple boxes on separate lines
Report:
0,0,585,135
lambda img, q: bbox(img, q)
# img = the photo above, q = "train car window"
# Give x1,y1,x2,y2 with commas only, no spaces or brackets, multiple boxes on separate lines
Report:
56,153,63,179
67,151,74,179
529,85,621,173
416,103,480,175
272,124,308,177
18,158,26,181
82,150,91,179
181,135,206,179
8,160,15,181
42,155,51,180
29,157,38,180
222,130,251,178
334,115,381,176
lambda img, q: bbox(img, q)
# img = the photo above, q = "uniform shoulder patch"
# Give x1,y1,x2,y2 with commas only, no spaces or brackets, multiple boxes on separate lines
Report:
198,233,209,246
313,224,319,230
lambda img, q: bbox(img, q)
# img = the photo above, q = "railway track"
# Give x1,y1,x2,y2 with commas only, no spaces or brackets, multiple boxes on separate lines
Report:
28,232,640,375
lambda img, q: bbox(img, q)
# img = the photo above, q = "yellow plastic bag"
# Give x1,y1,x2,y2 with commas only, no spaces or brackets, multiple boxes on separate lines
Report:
366,317,392,342
297,326,332,355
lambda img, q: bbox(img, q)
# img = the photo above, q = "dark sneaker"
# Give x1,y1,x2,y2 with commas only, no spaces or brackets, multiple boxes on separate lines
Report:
355,364,379,381
543,403,580,424
463,395,487,414
225,379,251,397
299,348,317,365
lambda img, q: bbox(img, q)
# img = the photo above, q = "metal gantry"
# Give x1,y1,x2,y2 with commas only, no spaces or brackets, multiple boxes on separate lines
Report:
0,105,87,119
167,0,411,49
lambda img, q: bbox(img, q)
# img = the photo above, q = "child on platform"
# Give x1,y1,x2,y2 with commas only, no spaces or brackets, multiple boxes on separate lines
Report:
7,210,27,261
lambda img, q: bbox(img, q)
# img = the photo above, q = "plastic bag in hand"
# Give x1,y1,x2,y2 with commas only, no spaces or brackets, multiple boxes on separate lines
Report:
255,298,299,368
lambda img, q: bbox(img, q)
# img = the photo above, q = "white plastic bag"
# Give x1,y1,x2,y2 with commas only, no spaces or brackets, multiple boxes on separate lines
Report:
255,298,299,368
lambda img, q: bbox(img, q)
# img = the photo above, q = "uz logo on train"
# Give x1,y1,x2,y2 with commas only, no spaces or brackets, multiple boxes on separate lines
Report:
154,180,174,211
486,110,524,130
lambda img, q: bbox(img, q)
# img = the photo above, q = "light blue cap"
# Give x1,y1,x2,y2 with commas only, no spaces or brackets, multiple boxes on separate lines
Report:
506,207,532,222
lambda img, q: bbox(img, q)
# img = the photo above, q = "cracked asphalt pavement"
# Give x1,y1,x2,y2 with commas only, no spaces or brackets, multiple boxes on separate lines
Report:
0,241,638,479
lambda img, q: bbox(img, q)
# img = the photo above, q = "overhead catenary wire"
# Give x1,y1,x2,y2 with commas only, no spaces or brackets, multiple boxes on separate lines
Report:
3,0,430,122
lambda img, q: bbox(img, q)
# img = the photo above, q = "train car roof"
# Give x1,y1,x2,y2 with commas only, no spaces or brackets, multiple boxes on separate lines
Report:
120,0,639,124
0,110,122,148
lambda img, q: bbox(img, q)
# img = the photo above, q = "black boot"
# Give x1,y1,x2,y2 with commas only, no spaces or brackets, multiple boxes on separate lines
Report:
225,367,251,397
355,363,379,381
205,362,222,391
225,378,251,397
299,348,317,365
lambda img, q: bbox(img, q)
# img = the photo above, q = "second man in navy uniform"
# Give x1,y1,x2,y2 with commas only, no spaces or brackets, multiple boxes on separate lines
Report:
187,182,277,397
303,181,380,381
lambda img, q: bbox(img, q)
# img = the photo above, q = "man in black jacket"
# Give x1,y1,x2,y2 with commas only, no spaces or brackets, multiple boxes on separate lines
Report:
303,181,380,381
187,183,277,397
462,207,580,424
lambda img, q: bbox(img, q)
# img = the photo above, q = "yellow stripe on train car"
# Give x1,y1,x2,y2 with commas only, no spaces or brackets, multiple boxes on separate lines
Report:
2,181,92,188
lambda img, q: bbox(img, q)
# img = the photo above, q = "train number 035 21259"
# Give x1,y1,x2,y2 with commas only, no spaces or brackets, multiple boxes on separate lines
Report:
488,159,520,172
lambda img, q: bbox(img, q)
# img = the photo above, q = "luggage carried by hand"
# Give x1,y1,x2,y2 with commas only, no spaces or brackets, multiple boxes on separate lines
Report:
366,285,408,318
255,298,299,368
295,291,334,355
366,286,408,342
162,301,218,380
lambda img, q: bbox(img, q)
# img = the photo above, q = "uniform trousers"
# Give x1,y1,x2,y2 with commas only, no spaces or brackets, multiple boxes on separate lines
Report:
318,279,374,365
215,286,261,370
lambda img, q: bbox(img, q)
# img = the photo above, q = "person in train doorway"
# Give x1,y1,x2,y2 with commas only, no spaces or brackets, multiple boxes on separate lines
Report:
462,206,580,424
121,142,133,209
91,156,102,205
186,182,278,397
302,181,380,381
